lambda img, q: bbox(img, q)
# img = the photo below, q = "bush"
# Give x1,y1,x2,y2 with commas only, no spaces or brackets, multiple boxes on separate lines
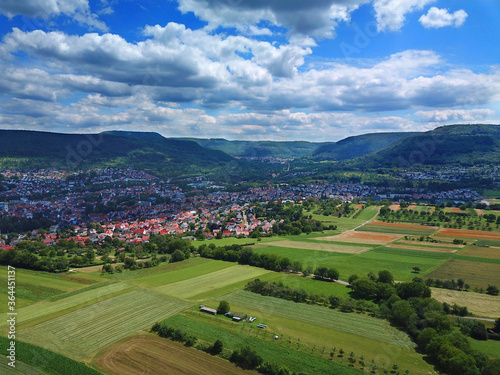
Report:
230,346,263,370
210,339,223,355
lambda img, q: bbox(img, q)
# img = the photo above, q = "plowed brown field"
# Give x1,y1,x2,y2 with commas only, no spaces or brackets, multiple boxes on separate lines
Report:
437,228,500,240
93,333,254,375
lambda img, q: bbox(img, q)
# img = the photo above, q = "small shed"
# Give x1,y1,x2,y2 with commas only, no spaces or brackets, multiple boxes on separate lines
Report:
199,305,217,315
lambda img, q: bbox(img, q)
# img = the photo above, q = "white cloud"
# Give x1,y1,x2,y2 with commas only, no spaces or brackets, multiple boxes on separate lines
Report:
0,0,107,31
373,0,435,31
177,0,366,40
415,109,495,122
419,7,468,29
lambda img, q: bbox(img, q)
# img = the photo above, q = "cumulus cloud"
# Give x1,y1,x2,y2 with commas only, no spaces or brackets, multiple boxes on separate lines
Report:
419,7,468,29
177,0,366,40
415,109,495,122
373,0,435,31
0,0,107,31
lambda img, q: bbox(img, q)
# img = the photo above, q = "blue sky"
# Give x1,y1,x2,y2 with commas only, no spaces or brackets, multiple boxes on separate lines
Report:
0,0,498,141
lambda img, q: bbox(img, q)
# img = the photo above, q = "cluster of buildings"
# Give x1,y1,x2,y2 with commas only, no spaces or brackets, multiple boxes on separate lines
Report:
0,168,482,248
400,166,500,183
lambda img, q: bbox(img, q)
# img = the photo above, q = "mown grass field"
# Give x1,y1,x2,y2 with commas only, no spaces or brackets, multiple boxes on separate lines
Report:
92,332,253,375
0,266,102,312
353,206,379,221
426,258,500,289
155,264,272,299
221,290,413,348
0,282,132,331
128,258,233,288
19,289,191,360
430,288,500,318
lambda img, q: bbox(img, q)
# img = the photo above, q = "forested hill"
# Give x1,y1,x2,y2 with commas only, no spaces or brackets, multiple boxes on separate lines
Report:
0,130,234,177
346,124,500,168
175,138,331,159
307,132,421,161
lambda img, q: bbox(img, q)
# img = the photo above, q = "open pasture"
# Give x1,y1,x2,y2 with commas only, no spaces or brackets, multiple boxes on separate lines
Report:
319,230,402,245
265,239,371,254
154,265,271,299
19,289,190,360
437,228,500,240
267,273,352,298
164,313,364,375
357,222,437,236
93,333,252,375
222,290,414,348
426,258,500,289
386,244,456,253
354,206,379,221
459,245,500,260
430,288,500,318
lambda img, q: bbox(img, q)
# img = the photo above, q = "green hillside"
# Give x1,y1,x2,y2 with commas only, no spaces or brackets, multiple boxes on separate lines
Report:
0,130,234,177
309,132,420,161
176,138,330,158
350,124,500,168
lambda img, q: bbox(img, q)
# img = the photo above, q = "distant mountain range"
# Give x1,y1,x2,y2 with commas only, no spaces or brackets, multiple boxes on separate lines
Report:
1,124,498,179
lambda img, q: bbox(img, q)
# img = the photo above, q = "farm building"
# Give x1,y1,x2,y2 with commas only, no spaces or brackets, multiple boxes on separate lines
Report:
199,305,217,315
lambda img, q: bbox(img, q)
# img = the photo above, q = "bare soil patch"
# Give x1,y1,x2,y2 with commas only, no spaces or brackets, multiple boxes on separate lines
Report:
93,333,253,375
372,221,438,230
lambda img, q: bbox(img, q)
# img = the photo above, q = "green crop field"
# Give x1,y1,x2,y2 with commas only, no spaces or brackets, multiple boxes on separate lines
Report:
259,239,372,254
426,258,500,289
354,206,379,221
221,290,413,348
0,337,101,375
129,259,233,288
19,289,191,360
154,264,272,299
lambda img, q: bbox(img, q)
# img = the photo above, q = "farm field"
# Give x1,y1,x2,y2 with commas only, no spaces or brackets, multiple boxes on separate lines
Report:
93,332,254,375
396,240,463,248
317,230,402,245
222,290,414,348
357,222,437,236
425,258,500,289
353,206,379,221
385,243,457,253
164,312,432,375
261,239,372,254
254,245,446,281
437,228,500,240
458,245,500,260
128,259,233,288
154,264,271,299
430,288,500,318
18,289,191,360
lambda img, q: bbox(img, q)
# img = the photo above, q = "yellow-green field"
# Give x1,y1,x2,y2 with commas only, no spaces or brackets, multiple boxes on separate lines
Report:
431,288,500,318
